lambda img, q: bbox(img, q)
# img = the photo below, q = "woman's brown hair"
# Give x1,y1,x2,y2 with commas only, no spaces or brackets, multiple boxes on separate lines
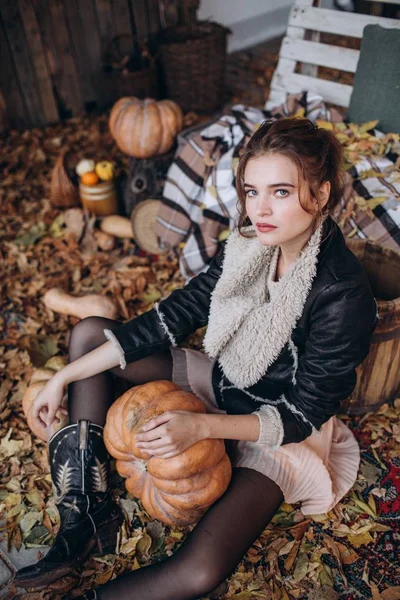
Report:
235,117,345,237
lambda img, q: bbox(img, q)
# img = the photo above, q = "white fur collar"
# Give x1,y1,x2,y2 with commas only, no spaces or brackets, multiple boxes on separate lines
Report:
202,221,325,388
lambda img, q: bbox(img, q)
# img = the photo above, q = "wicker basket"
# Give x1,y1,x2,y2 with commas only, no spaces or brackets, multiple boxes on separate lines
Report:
158,19,230,113
103,34,159,102
105,66,159,101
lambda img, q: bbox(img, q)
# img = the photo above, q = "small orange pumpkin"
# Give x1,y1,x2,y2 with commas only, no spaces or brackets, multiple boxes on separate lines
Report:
81,171,99,185
104,380,232,526
23,356,69,442
109,97,183,158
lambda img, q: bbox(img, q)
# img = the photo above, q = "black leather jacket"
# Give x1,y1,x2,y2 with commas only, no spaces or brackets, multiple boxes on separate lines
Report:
111,217,378,445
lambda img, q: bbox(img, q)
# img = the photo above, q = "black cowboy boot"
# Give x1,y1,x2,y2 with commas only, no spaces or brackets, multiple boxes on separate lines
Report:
13,421,123,589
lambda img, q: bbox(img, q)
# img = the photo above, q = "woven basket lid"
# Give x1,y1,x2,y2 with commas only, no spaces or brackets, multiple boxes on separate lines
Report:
130,199,165,255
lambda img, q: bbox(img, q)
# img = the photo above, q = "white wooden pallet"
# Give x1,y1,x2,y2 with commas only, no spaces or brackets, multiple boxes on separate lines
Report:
266,0,400,110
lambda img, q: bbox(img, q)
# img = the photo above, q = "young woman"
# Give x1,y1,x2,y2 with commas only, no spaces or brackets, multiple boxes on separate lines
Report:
14,118,378,599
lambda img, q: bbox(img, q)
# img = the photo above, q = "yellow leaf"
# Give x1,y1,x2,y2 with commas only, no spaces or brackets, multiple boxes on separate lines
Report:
347,532,374,547
169,531,184,540
359,120,380,133
336,133,350,144
347,504,372,517
351,492,377,517
319,564,334,587
120,532,143,555
218,229,231,242
371,447,386,470
278,540,297,556
347,226,359,238
293,552,309,582
49,214,66,239
293,108,306,118
309,513,330,522
26,491,43,509
95,567,115,586
367,196,388,210
7,503,25,519
368,494,377,514
369,524,392,533
137,531,152,558
131,556,141,570
354,195,371,212
316,120,333,130
4,493,22,509
140,288,161,304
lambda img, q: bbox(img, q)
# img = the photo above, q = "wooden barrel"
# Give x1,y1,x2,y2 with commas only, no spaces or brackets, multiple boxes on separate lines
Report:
342,239,400,415
79,181,118,216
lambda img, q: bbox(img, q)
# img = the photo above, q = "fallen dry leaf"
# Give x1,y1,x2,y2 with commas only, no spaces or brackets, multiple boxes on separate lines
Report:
381,587,400,600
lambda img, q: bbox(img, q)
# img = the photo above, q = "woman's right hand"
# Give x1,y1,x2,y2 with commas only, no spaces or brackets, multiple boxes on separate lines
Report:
32,375,68,431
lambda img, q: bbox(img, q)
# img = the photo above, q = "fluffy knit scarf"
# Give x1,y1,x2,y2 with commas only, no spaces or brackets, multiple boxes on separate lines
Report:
202,221,325,389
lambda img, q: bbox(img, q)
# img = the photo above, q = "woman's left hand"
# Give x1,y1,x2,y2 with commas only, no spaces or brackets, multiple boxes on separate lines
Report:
134,411,208,459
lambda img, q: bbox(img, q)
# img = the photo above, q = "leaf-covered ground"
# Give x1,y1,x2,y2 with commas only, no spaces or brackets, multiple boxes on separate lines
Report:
1,107,400,599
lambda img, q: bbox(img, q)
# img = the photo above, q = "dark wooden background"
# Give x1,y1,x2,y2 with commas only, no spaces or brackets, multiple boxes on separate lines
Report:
0,0,180,131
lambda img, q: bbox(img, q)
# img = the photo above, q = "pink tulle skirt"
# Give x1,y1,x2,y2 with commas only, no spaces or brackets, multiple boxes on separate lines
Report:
171,346,360,516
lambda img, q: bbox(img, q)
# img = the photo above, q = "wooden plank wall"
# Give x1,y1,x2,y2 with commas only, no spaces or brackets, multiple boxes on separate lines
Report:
0,0,179,131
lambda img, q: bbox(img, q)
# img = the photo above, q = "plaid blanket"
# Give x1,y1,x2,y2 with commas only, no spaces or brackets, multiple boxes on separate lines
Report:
156,91,400,281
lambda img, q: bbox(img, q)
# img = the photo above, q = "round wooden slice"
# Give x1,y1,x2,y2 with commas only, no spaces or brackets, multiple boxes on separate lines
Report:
130,199,166,255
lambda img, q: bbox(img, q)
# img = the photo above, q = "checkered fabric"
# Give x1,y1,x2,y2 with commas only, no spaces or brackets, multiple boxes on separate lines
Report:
156,91,400,281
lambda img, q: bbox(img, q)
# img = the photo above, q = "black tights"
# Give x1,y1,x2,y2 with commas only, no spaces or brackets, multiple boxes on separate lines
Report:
68,317,284,600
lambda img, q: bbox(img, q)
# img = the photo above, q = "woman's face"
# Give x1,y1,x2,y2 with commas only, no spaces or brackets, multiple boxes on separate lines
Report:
244,153,323,248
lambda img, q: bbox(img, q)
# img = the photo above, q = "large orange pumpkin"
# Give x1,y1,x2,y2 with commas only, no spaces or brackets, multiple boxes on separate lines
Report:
104,380,232,526
108,97,183,158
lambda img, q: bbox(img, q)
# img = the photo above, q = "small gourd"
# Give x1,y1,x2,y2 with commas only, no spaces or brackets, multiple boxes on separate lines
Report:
100,215,134,239
23,356,69,442
43,288,119,320
81,171,99,186
95,161,114,181
76,159,95,177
